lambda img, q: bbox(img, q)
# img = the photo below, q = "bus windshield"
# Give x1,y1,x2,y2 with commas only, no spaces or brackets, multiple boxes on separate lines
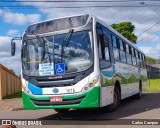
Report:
22,31,93,76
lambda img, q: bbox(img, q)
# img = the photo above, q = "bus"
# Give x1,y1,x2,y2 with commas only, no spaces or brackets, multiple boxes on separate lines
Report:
11,14,148,113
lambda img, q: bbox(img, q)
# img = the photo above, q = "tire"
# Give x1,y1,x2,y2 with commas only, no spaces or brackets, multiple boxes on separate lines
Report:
102,86,121,112
54,109,69,113
135,82,142,99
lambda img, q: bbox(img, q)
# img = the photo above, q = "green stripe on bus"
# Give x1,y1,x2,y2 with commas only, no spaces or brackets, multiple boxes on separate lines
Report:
22,87,100,109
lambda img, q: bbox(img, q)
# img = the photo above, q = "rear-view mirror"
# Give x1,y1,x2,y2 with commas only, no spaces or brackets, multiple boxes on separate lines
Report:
11,41,16,56
10,37,22,56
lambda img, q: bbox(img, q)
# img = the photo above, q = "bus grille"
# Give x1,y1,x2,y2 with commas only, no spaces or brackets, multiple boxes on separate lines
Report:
30,96,85,106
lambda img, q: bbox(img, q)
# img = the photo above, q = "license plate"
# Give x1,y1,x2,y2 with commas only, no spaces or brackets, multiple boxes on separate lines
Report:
50,97,63,102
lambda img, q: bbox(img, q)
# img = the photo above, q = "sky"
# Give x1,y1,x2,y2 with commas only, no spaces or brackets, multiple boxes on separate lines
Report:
0,0,160,75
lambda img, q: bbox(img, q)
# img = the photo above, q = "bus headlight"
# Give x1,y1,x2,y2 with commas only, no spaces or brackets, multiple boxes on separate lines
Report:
22,85,32,95
82,76,99,92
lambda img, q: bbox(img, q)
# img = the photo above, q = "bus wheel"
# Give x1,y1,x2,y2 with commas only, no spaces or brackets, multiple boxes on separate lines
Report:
108,86,120,111
54,109,69,113
135,82,142,99
102,86,120,112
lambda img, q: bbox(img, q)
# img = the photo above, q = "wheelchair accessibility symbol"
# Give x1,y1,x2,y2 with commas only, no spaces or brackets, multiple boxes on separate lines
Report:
55,63,65,75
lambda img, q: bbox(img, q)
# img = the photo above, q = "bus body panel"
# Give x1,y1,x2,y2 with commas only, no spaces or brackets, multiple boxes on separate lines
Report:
100,86,114,107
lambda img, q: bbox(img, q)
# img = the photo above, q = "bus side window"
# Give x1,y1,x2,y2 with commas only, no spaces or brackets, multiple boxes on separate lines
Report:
97,31,103,59
105,47,110,60
133,49,138,66
100,34,110,61
132,48,137,65
119,41,127,63
142,54,146,69
112,35,120,61
96,24,110,61
98,40,102,59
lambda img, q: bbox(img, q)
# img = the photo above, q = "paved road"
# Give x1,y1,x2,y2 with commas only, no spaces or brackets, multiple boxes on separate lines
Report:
0,93,160,128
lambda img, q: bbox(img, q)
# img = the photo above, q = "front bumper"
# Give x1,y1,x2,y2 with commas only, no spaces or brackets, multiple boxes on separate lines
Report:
22,87,100,109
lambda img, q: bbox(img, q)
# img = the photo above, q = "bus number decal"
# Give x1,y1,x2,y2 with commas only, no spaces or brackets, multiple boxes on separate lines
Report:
66,88,75,93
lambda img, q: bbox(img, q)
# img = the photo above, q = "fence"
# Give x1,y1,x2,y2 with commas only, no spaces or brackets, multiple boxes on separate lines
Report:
147,65,160,79
0,64,21,100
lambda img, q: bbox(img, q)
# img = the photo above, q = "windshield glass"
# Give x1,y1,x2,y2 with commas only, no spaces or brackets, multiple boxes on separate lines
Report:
22,31,93,76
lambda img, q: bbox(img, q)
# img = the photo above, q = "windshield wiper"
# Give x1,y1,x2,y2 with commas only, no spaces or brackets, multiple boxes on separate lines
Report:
60,29,74,63
35,35,45,49
35,35,52,64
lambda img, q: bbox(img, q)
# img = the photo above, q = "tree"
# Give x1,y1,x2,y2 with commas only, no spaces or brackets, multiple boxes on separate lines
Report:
111,22,137,43
145,56,156,64
156,57,160,64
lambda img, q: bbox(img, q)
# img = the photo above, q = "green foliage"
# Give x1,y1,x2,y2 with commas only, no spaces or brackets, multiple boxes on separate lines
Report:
156,57,160,64
145,56,156,64
111,22,137,43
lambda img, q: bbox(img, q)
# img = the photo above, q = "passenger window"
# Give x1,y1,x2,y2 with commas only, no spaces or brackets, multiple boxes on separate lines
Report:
137,58,140,66
112,35,120,61
98,41,103,59
134,49,136,57
104,47,110,60
131,48,134,56
132,57,137,65
118,41,126,63
138,52,140,59
96,24,110,61
126,53,132,64
119,39,123,50
126,44,129,53
113,47,119,61
143,55,146,68
102,34,110,61
139,53,142,68
120,50,126,62
112,35,117,47
139,53,141,60
126,45,132,64
135,50,138,58
129,46,132,55
123,42,126,52
141,54,143,61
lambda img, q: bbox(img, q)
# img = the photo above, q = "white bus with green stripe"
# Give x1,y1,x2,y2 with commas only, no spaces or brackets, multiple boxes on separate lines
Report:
11,14,148,113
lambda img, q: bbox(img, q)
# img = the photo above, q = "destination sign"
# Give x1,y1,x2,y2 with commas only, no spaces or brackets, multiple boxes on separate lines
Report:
26,15,89,35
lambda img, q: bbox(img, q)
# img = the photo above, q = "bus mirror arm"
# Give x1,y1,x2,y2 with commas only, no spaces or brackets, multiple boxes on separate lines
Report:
11,37,22,56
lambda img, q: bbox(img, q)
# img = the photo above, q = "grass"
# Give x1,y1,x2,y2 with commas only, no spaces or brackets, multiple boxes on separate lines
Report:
4,91,22,99
145,79,160,92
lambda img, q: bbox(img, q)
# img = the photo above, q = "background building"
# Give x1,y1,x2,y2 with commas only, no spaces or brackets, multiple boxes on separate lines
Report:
147,64,160,79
